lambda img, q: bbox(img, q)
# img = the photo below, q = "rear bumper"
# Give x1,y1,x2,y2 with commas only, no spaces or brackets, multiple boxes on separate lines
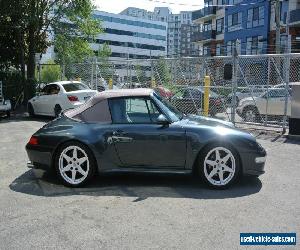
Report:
26,145,52,171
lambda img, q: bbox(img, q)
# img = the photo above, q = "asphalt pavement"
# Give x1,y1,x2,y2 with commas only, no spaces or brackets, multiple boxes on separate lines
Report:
0,115,299,250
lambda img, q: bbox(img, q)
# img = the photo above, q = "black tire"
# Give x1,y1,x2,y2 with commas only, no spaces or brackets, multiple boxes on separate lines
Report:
54,105,62,117
242,106,260,123
54,141,97,187
6,111,10,118
28,103,35,117
196,143,241,189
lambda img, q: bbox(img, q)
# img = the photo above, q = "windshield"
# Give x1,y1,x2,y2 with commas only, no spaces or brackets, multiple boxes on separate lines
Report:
62,83,90,92
152,92,183,122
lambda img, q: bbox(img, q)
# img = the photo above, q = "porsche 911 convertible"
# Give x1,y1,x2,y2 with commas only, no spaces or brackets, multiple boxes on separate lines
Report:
26,88,266,188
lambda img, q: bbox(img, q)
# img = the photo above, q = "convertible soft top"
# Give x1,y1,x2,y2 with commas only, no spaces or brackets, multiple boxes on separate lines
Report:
64,88,153,123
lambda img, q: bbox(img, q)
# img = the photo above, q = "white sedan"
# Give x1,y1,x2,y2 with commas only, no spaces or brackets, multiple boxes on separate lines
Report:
28,81,98,117
236,88,291,122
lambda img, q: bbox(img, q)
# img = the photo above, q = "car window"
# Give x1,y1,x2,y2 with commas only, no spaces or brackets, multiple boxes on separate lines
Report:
183,89,201,99
264,89,290,98
62,83,90,92
48,84,60,95
40,85,59,95
109,98,160,124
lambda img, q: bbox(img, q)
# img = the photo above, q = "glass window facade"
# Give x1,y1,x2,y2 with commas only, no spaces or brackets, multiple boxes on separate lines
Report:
247,6,264,28
246,36,264,54
95,39,165,51
94,14,167,30
227,12,242,31
226,40,241,55
105,28,166,41
216,18,224,34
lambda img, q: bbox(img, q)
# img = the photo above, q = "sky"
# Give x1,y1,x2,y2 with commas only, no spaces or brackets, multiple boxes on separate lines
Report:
93,0,204,14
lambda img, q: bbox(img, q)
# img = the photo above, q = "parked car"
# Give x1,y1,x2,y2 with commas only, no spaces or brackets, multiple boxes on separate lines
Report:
227,86,267,106
155,86,174,100
26,88,266,189
0,82,11,118
0,99,11,118
171,87,226,116
27,81,98,117
236,88,291,122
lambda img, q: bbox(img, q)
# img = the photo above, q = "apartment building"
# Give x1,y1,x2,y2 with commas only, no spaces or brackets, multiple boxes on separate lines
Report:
224,0,270,55
192,0,226,56
269,0,300,53
121,7,200,57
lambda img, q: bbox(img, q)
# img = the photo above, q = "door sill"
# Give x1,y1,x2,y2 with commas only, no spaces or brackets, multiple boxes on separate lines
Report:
101,167,192,175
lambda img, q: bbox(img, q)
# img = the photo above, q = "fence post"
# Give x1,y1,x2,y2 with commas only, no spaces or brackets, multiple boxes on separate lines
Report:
203,76,211,117
61,64,65,80
109,78,113,89
283,41,291,134
95,57,98,91
265,56,271,126
231,42,238,125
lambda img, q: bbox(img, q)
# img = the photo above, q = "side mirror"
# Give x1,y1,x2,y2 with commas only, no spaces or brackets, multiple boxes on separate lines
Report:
157,114,170,126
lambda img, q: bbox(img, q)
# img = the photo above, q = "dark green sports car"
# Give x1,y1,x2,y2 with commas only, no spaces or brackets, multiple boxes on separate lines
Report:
26,88,266,189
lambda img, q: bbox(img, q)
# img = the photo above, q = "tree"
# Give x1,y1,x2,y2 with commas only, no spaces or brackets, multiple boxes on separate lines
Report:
0,0,101,100
155,58,171,86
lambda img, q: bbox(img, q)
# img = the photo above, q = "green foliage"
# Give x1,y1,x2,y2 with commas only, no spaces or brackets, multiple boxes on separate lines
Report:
40,60,61,83
136,65,147,83
154,58,173,87
54,1,102,64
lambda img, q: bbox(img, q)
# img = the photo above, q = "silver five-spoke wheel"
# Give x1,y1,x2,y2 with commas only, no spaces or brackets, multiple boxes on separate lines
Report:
58,145,90,186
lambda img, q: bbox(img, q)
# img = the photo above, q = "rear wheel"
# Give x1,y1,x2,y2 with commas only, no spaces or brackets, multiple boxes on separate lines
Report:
197,143,240,189
243,106,260,123
54,105,62,117
6,111,10,118
55,142,96,187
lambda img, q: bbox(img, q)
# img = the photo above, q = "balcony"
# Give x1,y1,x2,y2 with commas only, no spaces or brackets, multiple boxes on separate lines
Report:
192,6,216,22
191,30,216,42
290,9,300,26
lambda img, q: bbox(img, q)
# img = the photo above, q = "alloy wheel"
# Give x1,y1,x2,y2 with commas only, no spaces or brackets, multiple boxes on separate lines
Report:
203,147,236,187
58,145,90,185
244,109,256,122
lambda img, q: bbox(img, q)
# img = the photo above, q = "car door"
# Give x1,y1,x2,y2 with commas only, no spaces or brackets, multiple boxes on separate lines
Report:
108,97,186,168
31,85,51,114
266,89,289,116
43,84,60,115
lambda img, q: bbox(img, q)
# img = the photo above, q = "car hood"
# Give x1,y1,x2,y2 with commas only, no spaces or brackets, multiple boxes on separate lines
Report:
181,114,235,128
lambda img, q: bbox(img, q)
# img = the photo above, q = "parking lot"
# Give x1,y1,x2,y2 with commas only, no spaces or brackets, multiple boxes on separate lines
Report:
0,114,299,250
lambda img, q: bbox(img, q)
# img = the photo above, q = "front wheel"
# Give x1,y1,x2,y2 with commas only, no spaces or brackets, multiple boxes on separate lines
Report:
55,142,96,187
197,144,240,189
243,106,260,123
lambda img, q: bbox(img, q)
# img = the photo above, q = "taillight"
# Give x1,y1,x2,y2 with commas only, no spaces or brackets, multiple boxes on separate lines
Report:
67,95,79,102
28,136,38,145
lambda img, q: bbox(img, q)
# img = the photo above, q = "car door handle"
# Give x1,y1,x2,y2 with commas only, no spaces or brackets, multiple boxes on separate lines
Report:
111,131,133,143
112,130,124,136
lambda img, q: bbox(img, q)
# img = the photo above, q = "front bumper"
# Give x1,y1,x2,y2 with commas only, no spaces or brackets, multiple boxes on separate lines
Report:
240,148,267,176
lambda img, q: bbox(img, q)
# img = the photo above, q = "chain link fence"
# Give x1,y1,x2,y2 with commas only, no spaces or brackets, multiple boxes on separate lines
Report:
37,53,300,131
